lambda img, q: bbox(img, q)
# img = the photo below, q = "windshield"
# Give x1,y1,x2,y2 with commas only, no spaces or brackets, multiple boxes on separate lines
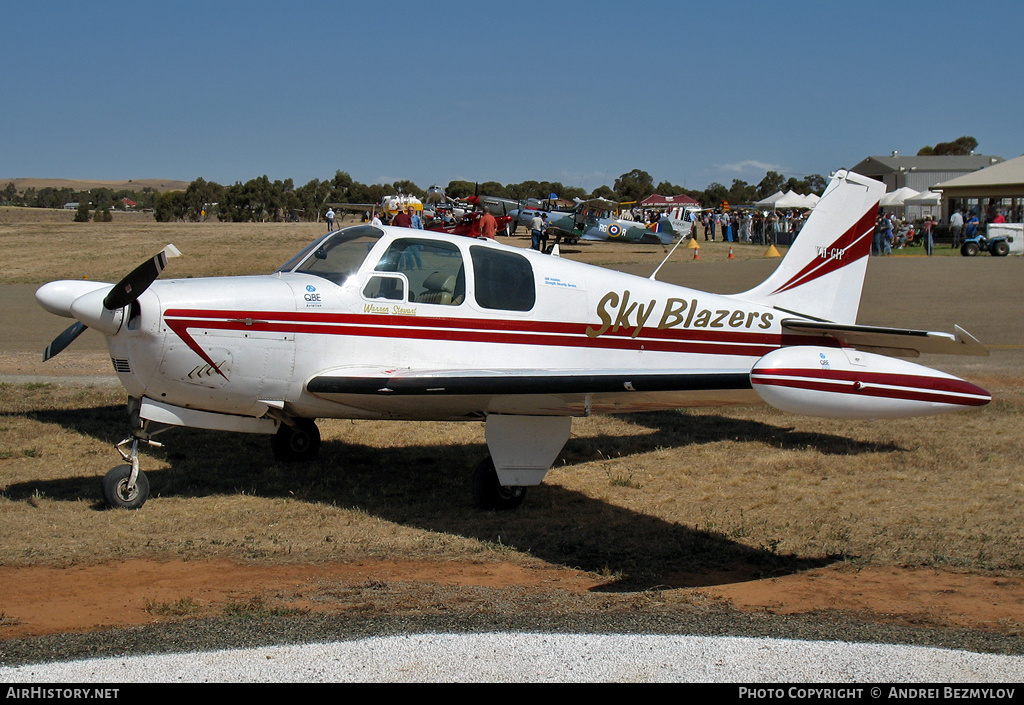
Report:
276,225,384,284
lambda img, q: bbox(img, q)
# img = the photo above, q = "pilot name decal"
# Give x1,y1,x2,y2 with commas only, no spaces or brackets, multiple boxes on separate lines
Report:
363,303,417,316
586,290,773,339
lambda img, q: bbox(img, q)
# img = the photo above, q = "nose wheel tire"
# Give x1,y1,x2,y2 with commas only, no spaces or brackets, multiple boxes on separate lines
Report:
472,457,526,511
102,464,150,509
271,419,321,462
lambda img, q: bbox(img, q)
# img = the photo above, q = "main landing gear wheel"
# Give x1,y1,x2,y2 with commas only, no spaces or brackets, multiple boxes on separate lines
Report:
271,418,321,462
472,457,526,511
102,464,150,510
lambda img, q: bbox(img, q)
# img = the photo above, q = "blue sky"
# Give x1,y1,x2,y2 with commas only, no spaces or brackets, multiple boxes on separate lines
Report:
3,0,1022,194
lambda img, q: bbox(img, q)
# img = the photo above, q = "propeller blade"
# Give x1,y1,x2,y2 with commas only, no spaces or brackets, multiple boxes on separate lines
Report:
103,244,181,310
43,321,87,361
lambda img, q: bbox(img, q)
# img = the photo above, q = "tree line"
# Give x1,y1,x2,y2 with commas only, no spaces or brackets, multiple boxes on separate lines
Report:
2,136,979,223
1,182,163,211
0,169,827,223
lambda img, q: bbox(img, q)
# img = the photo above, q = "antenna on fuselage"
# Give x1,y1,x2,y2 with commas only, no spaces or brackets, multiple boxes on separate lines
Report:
649,235,687,281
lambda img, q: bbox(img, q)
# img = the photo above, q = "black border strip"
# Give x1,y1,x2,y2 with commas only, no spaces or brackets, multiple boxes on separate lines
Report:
307,372,752,396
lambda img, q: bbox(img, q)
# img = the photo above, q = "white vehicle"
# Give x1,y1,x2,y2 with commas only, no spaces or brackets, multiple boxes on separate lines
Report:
36,171,990,510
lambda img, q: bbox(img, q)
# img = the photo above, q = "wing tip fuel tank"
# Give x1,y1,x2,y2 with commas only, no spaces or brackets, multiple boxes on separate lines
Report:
750,346,991,419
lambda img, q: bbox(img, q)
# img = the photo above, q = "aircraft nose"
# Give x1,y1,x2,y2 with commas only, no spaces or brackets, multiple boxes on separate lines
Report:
69,287,125,335
35,280,111,318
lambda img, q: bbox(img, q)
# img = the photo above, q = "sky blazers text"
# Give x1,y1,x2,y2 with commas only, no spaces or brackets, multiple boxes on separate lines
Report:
586,291,775,339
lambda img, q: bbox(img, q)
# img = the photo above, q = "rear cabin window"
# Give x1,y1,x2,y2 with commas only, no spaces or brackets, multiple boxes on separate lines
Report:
470,247,536,311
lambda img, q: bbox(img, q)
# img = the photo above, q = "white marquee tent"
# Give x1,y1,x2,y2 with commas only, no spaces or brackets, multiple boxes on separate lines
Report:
904,190,941,206
753,190,784,209
903,189,942,219
880,186,921,207
754,190,814,210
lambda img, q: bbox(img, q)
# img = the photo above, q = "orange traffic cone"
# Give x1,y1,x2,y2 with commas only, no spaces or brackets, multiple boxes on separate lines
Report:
693,247,701,261
728,247,735,259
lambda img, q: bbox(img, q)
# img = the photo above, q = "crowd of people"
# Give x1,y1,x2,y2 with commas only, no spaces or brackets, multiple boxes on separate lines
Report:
872,213,936,256
338,199,1018,259
615,206,814,245
683,209,810,245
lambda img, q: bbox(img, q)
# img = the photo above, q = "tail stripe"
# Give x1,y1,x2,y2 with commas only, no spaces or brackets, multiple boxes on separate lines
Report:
770,206,877,295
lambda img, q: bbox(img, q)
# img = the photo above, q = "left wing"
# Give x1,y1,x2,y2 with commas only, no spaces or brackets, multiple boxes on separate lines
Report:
305,366,758,418
307,367,751,397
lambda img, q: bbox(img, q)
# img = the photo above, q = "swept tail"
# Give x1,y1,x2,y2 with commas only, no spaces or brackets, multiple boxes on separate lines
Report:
734,170,884,324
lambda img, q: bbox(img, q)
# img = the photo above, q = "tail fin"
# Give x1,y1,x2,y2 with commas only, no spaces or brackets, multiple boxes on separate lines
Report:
734,170,883,324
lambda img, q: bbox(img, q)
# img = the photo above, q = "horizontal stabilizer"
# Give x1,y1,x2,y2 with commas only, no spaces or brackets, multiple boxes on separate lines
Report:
782,320,989,358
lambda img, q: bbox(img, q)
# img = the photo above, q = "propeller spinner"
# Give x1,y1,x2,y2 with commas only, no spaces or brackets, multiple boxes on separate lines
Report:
36,244,181,361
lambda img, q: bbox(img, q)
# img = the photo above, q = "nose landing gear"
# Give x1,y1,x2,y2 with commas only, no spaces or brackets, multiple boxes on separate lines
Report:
103,435,162,509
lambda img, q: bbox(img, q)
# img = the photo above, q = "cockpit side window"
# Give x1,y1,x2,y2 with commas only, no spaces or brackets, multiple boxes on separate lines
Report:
374,237,465,306
362,274,407,302
284,226,384,285
470,246,535,311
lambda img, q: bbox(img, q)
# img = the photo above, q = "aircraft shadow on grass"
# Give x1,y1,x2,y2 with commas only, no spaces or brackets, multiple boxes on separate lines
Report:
4,403,906,590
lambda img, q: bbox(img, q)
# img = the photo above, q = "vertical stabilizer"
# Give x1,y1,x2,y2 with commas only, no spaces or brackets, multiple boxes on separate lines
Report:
733,170,883,324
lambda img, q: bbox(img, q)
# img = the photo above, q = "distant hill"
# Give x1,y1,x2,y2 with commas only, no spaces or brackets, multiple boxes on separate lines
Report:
1,178,190,193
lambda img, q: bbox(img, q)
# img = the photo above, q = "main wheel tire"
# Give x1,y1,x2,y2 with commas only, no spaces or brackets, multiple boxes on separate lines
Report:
961,242,979,256
472,457,526,511
102,464,150,509
992,240,1010,257
271,419,321,462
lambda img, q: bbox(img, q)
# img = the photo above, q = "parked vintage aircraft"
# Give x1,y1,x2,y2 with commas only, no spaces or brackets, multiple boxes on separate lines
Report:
421,186,516,237
511,198,678,246
327,194,425,223
36,170,990,510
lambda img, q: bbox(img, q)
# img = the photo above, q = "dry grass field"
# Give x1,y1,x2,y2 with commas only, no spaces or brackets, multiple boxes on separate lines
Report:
1,207,1022,655
0,178,189,195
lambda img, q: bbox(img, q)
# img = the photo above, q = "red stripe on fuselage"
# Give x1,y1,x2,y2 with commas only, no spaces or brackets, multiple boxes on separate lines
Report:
162,308,799,359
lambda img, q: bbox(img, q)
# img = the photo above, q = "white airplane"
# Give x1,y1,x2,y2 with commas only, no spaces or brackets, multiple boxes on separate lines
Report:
35,170,990,510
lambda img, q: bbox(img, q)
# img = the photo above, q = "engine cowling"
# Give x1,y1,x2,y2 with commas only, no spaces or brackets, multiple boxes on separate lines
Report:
750,346,990,419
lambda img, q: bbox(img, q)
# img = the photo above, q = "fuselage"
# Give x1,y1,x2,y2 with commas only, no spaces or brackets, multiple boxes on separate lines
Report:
107,225,780,422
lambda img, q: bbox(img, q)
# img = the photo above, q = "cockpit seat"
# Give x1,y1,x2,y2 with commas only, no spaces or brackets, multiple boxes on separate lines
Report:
418,271,456,305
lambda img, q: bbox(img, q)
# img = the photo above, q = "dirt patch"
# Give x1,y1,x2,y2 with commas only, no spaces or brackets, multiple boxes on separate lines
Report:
1,560,1020,640
0,559,601,639
702,565,1024,631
